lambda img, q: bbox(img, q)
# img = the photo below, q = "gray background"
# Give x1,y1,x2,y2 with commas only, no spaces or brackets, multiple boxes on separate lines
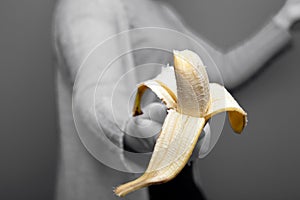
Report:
0,0,57,200
0,0,299,200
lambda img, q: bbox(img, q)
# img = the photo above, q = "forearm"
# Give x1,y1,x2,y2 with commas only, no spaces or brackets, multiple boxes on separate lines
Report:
53,0,135,150
158,3,291,90
214,20,291,89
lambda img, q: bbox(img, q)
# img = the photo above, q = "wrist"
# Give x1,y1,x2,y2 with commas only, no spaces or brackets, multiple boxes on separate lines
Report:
274,6,293,30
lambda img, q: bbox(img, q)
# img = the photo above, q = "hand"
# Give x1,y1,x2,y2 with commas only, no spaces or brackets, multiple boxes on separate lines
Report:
123,102,167,153
123,101,211,161
274,0,300,29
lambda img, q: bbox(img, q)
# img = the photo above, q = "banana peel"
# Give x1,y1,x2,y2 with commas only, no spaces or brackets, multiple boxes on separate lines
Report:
114,50,247,197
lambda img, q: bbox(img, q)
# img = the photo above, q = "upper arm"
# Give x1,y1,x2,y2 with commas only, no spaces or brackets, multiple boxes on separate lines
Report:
53,0,137,141
53,0,119,82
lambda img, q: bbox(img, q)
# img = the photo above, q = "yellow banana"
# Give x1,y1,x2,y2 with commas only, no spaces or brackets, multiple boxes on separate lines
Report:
114,50,247,197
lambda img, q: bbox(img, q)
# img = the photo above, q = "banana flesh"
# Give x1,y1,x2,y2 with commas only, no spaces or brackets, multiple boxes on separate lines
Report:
114,50,247,197
173,50,210,117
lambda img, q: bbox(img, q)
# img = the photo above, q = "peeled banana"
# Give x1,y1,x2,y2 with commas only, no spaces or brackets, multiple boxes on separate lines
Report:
114,50,247,197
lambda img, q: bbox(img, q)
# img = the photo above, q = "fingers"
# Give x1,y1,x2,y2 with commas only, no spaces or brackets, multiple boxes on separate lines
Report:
124,116,162,153
139,89,161,107
198,123,211,158
123,102,167,153
140,102,167,124
189,123,211,162
126,116,162,138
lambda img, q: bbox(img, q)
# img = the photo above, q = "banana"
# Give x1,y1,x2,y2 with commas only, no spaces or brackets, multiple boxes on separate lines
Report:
114,50,247,197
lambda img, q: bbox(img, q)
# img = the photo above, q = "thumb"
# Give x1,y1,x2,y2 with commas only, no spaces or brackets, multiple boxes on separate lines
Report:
140,102,167,124
123,116,162,153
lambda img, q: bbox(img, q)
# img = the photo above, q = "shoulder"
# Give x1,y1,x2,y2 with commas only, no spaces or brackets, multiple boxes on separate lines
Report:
124,0,184,29
52,0,125,80
53,0,119,28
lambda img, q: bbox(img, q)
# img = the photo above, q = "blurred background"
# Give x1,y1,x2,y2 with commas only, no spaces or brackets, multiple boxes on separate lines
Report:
0,0,299,199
